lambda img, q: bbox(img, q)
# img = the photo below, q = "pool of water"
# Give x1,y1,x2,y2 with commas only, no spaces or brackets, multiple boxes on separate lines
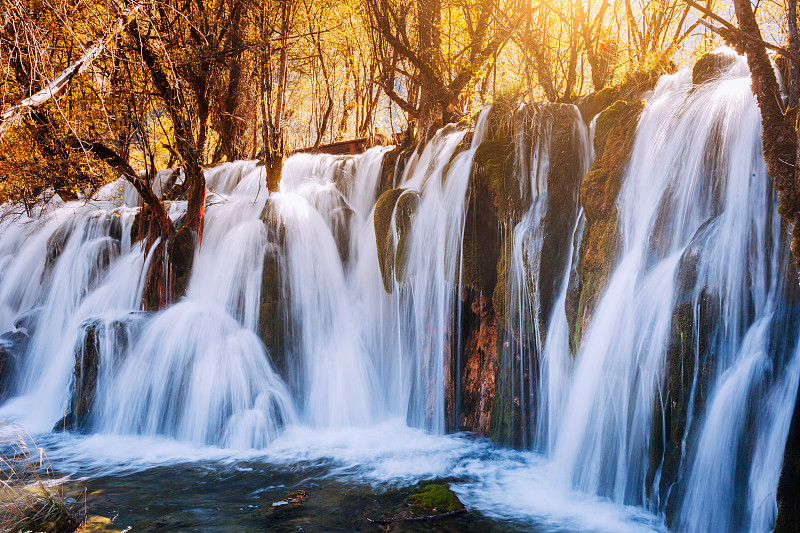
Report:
32,422,667,532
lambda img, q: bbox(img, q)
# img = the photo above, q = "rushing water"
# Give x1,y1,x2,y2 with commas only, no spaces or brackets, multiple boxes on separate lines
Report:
0,50,796,532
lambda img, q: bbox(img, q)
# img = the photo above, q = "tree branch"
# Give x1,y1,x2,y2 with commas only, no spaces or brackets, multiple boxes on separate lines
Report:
682,0,800,62
0,3,143,138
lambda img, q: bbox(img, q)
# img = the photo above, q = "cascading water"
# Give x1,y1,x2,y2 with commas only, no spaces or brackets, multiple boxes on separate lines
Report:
530,50,800,532
0,47,796,533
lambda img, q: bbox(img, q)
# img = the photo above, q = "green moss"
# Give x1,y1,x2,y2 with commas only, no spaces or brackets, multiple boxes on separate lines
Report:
405,484,464,512
578,62,673,123
373,188,405,293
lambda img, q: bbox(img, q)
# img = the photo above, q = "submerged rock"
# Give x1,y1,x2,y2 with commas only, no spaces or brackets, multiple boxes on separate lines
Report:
366,483,466,525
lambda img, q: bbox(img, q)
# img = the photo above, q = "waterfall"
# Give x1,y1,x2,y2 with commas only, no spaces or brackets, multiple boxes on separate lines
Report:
0,48,796,533
530,53,800,531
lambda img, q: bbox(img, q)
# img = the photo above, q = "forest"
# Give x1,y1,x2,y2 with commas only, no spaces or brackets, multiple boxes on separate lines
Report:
1,0,800,532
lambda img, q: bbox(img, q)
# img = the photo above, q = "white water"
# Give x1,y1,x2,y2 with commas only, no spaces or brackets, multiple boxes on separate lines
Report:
0,50,796,533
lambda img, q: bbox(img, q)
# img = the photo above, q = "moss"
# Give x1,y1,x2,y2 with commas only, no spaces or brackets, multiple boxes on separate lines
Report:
463,135,516,297
405,484,464,513
568,99,644,352
373,188,405,293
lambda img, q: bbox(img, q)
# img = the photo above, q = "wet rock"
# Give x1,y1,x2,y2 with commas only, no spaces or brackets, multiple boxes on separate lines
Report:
167,226,195,301
258,200,290,377
45,223,73,272
138,514,195,532
490,104,587,446
367,483,466,525
373,188,406,293
14,307,42,336
460,293,497,434
55,318,102,433
0,329,28,400
56,315,138,433
692,49,739,85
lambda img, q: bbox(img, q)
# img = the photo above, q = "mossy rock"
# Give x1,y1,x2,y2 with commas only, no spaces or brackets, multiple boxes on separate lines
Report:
692,49,739,85
463,134,517,297
377,145,414,197
577,85,621,123
404,484,464,513
577,63,673,123
567,99,644,352
393,191,419,284
374,188,405,293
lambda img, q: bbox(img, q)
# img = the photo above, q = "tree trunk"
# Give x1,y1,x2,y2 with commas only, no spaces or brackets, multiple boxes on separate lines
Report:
732,0,800,272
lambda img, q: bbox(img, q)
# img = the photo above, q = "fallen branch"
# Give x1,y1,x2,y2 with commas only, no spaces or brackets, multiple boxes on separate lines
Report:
681,0,800,62
0,3,143,139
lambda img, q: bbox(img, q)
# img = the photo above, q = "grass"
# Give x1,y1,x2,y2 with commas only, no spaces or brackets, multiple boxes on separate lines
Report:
0,421,77,533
